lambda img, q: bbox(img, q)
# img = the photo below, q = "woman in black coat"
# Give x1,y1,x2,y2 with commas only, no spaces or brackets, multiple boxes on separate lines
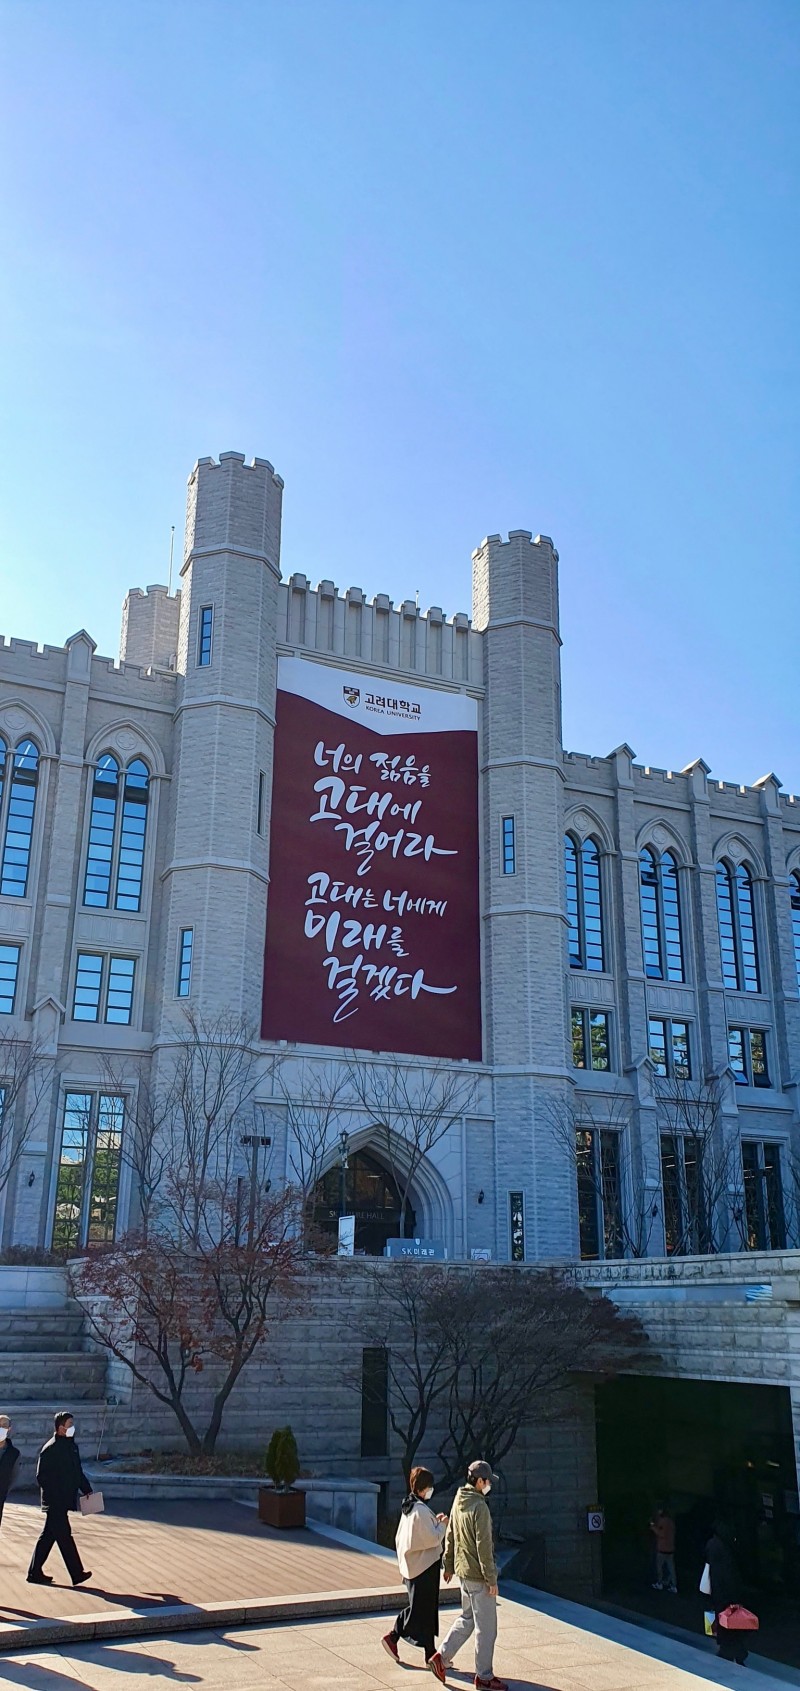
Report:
705,1522,749,1665
0,1414,20,1526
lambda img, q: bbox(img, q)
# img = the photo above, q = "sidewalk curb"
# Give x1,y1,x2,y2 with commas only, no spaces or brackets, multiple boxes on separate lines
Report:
0,1582,427,1656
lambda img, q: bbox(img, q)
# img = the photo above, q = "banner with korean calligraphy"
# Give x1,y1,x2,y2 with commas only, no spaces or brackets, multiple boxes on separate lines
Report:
261,656,482,1060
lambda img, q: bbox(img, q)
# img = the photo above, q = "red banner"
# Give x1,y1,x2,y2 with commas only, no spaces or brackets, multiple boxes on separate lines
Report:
261,658,482,1060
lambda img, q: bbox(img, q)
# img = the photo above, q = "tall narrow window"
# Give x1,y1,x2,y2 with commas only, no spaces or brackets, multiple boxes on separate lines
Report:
0,740,40,897
565,834,605,970
716,861,761,992
115,760,149,911
501,816,516,875
509,1191,525,1262
52,1091,125,1251
197,606,214,666
639,848,684,981
742,1142,786,1252
82,755,150,913
660,1133,705,1255
571,1008,611,1071
0,944,21,1014
257,771,268,836
576,1130,623,1260
83,755,120,907
360,1346,389,1457
791,872,800,988
176,928,194,997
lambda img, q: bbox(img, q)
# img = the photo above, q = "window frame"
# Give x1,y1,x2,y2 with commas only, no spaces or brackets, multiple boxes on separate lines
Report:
565,832,605,972
50,1089,127,1252
72,952,138,1026
576,1127,624,1260
197,605,214,667
716,860,761,993
257,770,268,837
571,1006,612,1072
82,753,151,914
639,846,685,983
0,943,21,1015
501,816,516,876
741,1140,786,1252
647,1016,691,1079
0,738,41,900
176,928,194,999
728,1025,771,1089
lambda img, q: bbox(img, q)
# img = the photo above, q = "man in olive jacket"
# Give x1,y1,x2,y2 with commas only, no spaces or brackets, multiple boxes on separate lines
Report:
428,1461,507,1690
27,1411,93,1585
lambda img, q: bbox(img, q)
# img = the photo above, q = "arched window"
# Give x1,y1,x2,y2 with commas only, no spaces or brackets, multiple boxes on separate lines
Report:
791,872,800,989
0,739,40,897
83,755,120,907
715,860,760,992
639,848,685,981
565,834,605,971
82,754,150,913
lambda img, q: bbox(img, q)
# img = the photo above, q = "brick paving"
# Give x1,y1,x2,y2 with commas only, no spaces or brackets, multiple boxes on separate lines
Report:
0,1498,396,1623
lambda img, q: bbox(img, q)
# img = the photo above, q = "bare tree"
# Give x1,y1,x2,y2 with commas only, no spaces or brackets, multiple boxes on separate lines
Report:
351,1262,646,1489
547,1091,659,1260
165,1008,262,1246
657,1076,743,1254
346,1057,479,1237
0,1028,53,1198
277,1060,351,1245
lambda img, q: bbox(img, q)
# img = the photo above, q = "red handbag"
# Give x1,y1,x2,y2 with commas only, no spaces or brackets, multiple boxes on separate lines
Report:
718,1605,759,1631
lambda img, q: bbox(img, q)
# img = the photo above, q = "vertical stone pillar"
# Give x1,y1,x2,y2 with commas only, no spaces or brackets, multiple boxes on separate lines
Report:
472,530,574,1259
159,453,284,1031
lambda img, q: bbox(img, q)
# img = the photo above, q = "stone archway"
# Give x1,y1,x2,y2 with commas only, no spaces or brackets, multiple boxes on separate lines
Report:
308,1148,418,1256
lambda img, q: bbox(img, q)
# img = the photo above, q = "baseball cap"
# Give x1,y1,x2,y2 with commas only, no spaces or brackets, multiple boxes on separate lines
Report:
468,1461,499,1484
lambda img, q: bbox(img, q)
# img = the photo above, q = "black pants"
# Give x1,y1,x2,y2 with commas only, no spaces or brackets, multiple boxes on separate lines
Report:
392,1559,441,1661
28,1507,85,1581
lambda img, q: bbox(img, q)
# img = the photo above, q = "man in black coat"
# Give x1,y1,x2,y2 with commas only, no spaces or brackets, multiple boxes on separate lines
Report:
0,1414,20,1526
27,1410,93,1585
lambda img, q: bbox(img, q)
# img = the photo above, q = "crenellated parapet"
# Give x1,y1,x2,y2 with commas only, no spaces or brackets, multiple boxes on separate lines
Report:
277,573,482,689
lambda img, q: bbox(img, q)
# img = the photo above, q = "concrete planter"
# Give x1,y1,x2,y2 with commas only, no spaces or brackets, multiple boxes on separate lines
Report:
258,1486,306,1529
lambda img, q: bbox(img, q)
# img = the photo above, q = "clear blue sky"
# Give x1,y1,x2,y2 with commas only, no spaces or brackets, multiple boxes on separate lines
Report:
1,1,798,788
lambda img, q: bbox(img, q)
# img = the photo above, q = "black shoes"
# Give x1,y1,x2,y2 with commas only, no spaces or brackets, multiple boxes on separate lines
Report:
73,1570,92,1586
27,1572,53,1584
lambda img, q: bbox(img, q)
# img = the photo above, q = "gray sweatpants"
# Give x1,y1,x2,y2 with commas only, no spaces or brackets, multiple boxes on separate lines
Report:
439,1579,497,1680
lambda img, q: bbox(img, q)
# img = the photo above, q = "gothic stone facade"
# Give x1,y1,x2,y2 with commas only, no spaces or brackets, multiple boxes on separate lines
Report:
0,448,799,1264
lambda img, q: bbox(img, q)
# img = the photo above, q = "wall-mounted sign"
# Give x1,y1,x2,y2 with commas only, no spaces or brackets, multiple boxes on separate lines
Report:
385,1237,447,1260
262,658,482,1059
587,1509,605,1533
337,1215,355,1256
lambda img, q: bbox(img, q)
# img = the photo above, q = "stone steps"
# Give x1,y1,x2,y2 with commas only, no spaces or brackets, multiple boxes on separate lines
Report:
0,1310,87,1353
0,1351,107,1401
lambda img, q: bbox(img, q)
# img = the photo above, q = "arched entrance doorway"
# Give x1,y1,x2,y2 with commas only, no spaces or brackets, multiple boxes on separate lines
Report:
309,1149,417,1256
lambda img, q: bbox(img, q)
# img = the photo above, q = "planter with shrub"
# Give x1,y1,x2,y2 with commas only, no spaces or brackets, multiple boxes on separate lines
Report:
258,1426,306,1529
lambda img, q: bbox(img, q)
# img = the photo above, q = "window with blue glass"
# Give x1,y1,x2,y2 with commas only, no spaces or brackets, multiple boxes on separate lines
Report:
728,1025,769,1087
565,834,605,970
716,861,760,992
501,816,516,875
82,755,150,913
176,928,194,997
0,739,40,898
197,606,214,667
639,848,684,981
0,944,21,1014
73,953,136,1025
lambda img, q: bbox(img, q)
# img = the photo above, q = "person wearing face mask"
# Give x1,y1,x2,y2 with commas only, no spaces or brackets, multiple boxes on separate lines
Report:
0,1414,20,1526
382,1466,448,1669
27,1411,93,1586
428,1461,507,1690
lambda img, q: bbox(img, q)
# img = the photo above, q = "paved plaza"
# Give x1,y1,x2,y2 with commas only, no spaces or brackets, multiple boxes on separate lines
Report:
0,1599,793,1691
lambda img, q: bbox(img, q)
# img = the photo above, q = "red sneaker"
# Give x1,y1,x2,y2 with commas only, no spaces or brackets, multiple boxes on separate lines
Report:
429,1653,448,1683
475,1679,509,1690
381,1633,400,1662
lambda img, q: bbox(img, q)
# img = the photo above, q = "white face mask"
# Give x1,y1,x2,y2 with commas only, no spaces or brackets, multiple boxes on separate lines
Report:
422,1487,434,1501
482,1482,492,1494
65,1425,76,1439
0,1429,7,1443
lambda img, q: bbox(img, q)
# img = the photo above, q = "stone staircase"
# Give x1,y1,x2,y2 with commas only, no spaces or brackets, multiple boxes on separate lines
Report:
0,1301,113,1486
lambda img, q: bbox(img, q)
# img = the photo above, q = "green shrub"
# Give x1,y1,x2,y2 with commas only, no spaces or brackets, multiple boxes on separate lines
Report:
264,1425,300,1491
